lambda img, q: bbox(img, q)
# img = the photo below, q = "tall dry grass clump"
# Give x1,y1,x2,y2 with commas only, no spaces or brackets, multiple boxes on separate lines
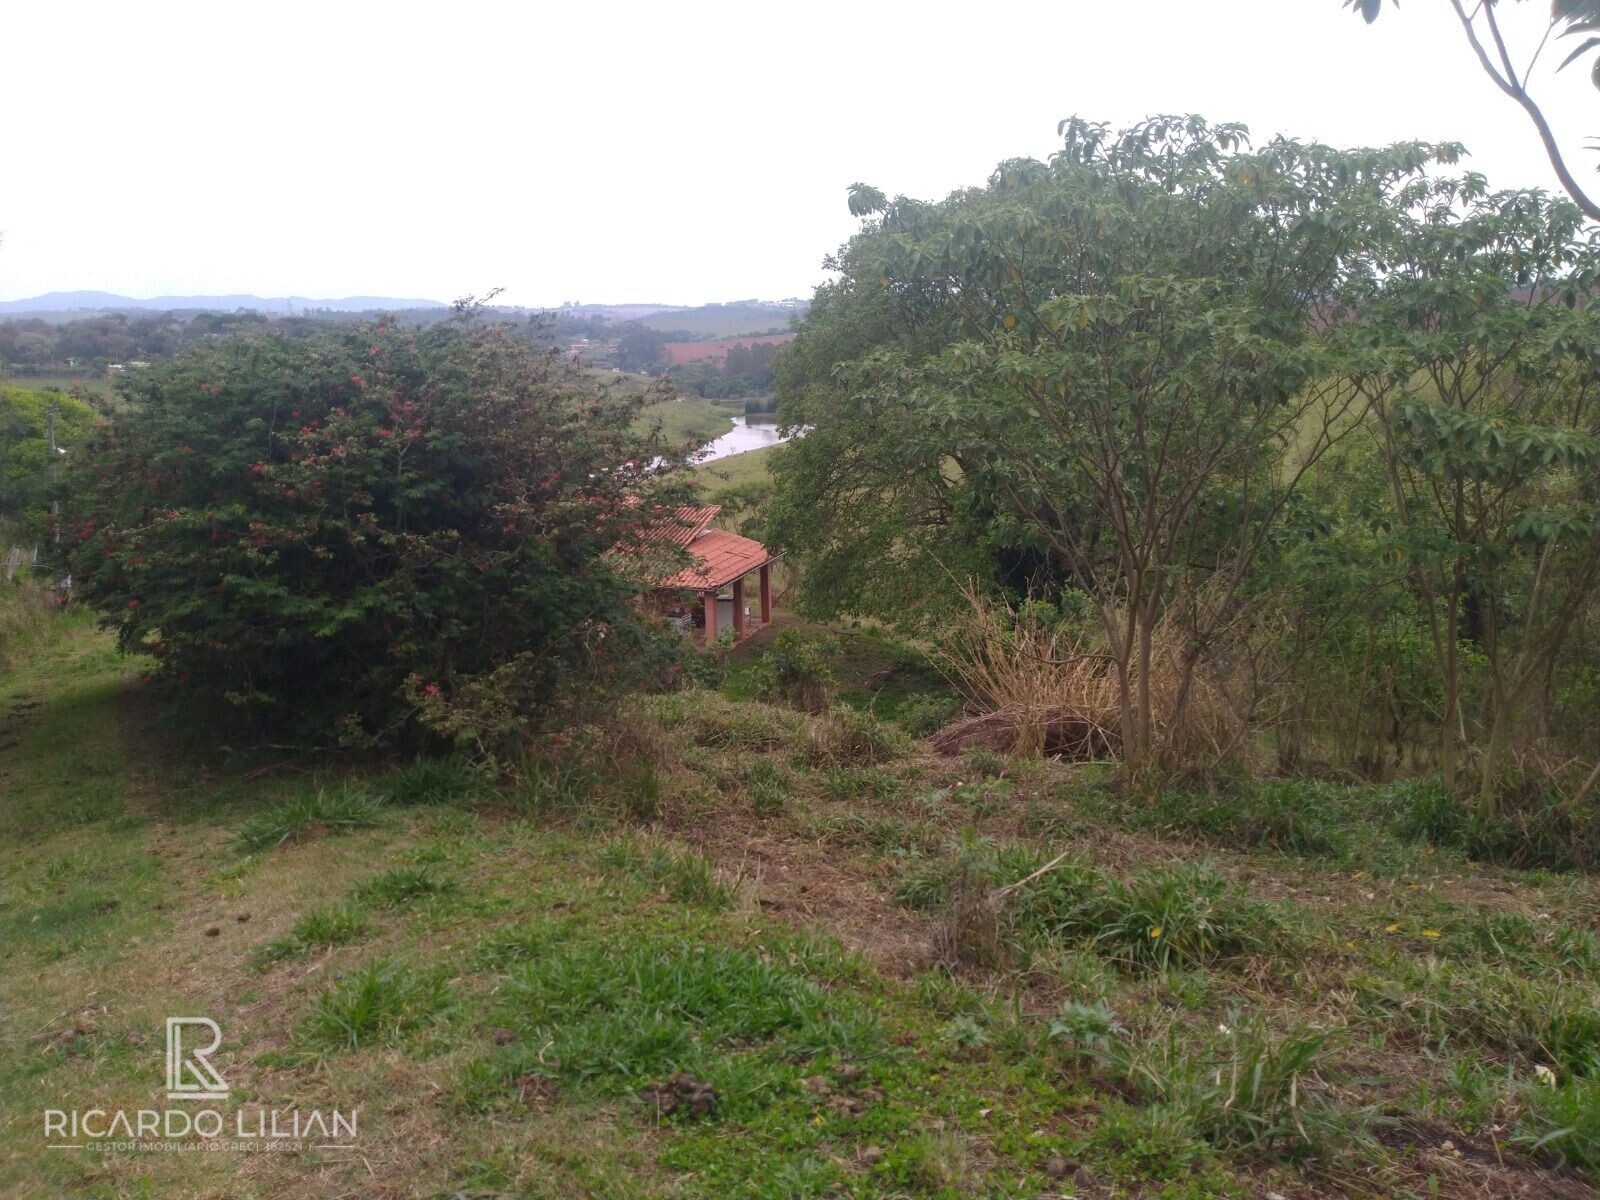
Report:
930,580,1241,766
930,581,1119,759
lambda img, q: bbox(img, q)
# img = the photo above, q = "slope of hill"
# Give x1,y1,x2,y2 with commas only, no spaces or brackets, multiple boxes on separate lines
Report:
5,613,1600,1198
639,302,803,337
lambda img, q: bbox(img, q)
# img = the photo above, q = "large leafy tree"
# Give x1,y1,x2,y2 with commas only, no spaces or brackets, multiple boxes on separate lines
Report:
67,315,693,747
0,386,95,527
1344,183,1600,808
776,116,1458,770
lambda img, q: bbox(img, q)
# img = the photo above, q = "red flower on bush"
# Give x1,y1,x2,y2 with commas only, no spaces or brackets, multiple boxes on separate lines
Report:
128,598,140,608
424,682,440,696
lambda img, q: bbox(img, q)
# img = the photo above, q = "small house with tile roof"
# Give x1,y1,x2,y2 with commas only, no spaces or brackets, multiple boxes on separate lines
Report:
638,504,780,644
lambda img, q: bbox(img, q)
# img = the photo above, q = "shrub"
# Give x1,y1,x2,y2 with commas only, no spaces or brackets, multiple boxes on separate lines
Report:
1357,961,1600,1078
1089,1014,1361,1160
1385,775,1600,870
893,692,964,737
805,704,906,767
1144,780,1349,858
0,385,96,527
301,958,451,1051
901,843,1282,971
233,784,384,852
386,757,484,806
655,690,803,753
1048,1000,1129,1054
66,318,697,748
752,629,834,712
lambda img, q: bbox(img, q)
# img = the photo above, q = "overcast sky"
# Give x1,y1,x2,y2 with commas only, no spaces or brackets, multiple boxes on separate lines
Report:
3,0,1596,308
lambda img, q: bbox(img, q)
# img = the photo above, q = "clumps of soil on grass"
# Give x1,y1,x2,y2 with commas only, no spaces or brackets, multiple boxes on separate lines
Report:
1375,1118,1597,1200
0,695,40,752
640,1073,716,1118
703,829,935,975
514,1073,561,1109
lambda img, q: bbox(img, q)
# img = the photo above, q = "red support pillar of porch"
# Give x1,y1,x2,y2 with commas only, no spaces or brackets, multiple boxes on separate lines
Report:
702,590,718,643
732,576,747,640
759,563,772,625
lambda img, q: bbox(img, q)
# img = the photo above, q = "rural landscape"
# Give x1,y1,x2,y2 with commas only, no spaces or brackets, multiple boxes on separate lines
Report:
7,3,1600,1199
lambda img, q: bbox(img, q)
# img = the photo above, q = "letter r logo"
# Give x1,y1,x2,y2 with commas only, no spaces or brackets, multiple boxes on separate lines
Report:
166,1018,227,1101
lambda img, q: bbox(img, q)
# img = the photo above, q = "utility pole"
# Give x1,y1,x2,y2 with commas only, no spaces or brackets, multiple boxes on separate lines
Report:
47,402,59,548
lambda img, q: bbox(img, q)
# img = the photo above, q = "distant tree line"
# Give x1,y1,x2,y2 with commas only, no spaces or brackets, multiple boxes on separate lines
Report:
770,115,1600,853
670,342,780,398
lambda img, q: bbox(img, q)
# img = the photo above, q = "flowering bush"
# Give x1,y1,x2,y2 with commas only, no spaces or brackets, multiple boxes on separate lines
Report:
68,315,696,747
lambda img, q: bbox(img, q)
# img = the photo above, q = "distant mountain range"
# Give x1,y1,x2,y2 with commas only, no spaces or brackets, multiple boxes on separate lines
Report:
0,291,447,315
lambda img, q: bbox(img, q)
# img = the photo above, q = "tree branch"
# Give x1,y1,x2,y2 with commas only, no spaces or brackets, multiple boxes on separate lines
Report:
1449,0,1600,221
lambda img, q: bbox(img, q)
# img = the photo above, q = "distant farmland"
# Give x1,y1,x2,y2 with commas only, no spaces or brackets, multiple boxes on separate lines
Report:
663,333,795,367
639,303,802,338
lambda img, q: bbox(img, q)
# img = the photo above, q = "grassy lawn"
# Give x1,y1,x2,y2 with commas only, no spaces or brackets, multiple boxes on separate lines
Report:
692,443,778,495
3,617,1600,1197
1,374,118,401
637,396,738,447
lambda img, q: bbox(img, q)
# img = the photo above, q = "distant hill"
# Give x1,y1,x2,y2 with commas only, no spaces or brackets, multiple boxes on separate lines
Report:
636,302,805,338
0,291,447,316
527,302,806,337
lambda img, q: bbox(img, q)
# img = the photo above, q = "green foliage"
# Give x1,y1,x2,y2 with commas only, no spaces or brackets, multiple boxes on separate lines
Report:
596,837,735,908
385,756,484,806
775,116,1482,767
752,628,834,712
300,958,451,1051
473,941,870,1090
1047,1000,1128,1054
66,317,695,748
253,904,371,967
1384,776,1600,870
1142,780,1351,858
612,322,668,371
233,784,385,852
354,864,457,908
900,842,1282,971
891,692,963,737
1017,860,1283,972
1515,1075,1600,1171
0,386,95,528
1089,1015,1358,1160
803,704,906,766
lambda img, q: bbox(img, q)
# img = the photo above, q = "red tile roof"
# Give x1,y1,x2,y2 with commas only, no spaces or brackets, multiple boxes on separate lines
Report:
656,529,778,591
637,504,721,548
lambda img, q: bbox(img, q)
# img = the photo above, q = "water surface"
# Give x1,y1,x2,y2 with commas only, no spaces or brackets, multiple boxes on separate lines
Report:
699,415,789,462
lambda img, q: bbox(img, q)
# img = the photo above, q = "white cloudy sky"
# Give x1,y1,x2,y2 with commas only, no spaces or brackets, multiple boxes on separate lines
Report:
2,0,1596,307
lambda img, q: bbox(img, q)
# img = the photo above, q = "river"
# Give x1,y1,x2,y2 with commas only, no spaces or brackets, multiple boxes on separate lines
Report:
699,415,790,463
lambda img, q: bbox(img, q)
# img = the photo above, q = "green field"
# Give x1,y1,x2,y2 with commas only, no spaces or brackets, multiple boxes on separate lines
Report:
639,305,798,338
4,614,1600,1197
691,443,778,494
637,396,739,447
0,373,117,401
